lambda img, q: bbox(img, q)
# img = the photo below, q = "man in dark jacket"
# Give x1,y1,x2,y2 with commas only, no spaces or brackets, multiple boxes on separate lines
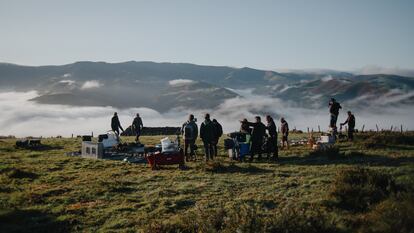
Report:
200,113,216,162
245,116,266,161
329,98,342,128
111,112,124,136
265,115,278,160
340,111,356,141
181,114,198,161
212,119,223,158
132,113,143,143
280,117,289,150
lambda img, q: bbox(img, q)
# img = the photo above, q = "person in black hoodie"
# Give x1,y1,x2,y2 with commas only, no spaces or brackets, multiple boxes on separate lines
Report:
111,112,124,136
265,115,278,160
212,119,223,158
329,98,342,128
200,113,216,162
244,116,266,161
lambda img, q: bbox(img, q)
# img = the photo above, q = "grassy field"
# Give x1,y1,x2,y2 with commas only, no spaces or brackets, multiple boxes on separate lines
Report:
0,132,413,232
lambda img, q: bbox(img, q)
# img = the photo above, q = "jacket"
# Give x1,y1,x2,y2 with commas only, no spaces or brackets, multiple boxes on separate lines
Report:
200,119,216,142
266,119,277,137
181,120,198,140
111,115,123,131
132,117,143,131
246,121,266,142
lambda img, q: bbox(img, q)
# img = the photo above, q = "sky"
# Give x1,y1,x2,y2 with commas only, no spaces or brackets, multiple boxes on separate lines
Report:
0,0,413,70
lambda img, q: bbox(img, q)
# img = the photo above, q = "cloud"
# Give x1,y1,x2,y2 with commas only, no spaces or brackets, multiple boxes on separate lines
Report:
356,65,414,77
169,79,194,86
0,90,413,137
81,80,103,89
59,80,75,85
321,75,333,82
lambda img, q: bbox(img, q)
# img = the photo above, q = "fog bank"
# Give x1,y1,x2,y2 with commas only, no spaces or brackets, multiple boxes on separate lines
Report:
0,91,413,137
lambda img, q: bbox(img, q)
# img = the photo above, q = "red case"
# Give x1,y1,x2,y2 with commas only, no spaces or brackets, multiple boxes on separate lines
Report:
146,149,184,170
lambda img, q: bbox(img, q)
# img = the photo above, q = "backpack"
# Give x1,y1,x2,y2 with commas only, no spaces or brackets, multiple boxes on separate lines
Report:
184,122,195,139
215,122,223,138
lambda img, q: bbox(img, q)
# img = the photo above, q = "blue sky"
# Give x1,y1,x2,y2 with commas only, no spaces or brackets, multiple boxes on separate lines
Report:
0,0,413,70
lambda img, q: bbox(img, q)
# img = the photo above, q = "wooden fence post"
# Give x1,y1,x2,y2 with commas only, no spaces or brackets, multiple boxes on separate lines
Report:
361,124,365,132
376,124,379,132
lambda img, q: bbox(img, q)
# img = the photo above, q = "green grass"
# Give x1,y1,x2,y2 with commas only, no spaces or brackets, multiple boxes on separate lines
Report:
0,132,413,232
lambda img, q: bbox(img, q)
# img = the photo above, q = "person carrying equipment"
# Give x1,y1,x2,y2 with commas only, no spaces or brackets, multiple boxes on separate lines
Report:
132,113,144,143
111,112,124,136
181,114,198,161
200,113,216,162
329,98,342,128
340,111,356,141
212,119,223,158
265,115,278,160
244,116,266,161
280,117,289,150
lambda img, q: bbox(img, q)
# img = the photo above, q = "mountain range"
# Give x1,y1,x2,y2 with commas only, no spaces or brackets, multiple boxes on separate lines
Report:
0,61,413,112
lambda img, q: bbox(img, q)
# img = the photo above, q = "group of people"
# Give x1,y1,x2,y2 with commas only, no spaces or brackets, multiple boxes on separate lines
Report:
109,98,356,162
181,113,290,162
329,98,356,141
239,115,289,161
111,112,144,142
181,114,223,162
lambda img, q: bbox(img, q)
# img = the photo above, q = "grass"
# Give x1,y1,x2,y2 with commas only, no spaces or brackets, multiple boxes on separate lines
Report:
0,132,413,232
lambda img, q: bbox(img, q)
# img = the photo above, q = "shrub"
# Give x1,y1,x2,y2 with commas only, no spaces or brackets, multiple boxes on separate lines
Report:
308,146,340,158
330,167,398,212
264,205,338,233
358,194,414,233
144,203,338,233
362,133,414,149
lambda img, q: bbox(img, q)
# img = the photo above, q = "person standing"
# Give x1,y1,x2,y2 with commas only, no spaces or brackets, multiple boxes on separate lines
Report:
340,111,356,141
132,113,143,143
212,119,223,158
265,115,278,160
111,112,124,136
280,117,289,150
200,113,216,162
245,116,266,161
329,98,342,128
181,114,198,162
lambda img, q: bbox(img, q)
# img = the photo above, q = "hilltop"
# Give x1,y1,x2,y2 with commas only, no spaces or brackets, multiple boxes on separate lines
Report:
0,61,413,112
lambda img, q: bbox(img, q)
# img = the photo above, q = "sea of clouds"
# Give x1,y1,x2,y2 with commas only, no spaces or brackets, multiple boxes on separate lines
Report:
0,90,413,137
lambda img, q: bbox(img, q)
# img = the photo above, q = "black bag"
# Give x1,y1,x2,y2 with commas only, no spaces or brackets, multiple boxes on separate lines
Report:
224,138,235,150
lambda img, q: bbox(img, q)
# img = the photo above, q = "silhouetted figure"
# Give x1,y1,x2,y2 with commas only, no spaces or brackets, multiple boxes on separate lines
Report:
245,116,266,161
132,113,143,143
111,112,124,136
200,113,216,162
181,114,198,161
329,98,342,128
280,117,289,150
266,115,278,160
240,118,251,134
212,119,223,158
341,111,356,141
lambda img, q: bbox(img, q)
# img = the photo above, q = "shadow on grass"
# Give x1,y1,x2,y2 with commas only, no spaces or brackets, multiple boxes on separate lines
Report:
0,209,73,233
15,144,64,151
0,168,39,180
203,162,272,174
